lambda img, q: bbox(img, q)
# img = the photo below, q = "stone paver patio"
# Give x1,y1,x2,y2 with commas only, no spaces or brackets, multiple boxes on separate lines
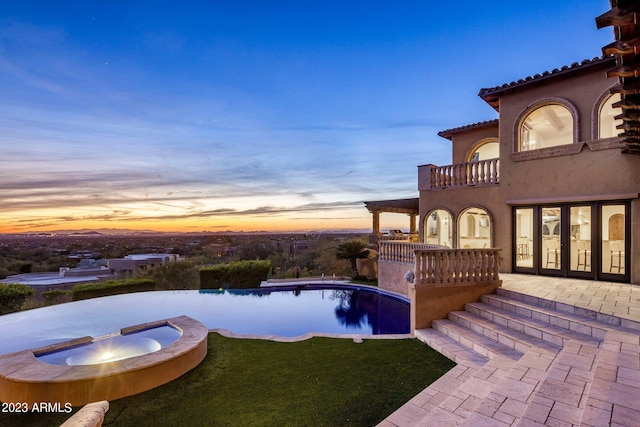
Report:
379,274,640,426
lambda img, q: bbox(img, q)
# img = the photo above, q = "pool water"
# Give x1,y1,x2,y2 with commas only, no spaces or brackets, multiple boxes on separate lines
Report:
36,325,182,365
0,285,409,355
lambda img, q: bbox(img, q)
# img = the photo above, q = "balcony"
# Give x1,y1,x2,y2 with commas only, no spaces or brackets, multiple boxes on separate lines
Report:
378,241,502,330
378,241,501,288
419,158,499,191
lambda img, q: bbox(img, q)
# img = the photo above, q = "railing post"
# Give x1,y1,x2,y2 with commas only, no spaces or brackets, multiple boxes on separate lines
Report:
418,164,435,191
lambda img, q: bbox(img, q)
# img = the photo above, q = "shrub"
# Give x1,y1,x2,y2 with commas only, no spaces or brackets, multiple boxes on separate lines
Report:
200,260,272,289
199,265,228,289
0,284,35,314
71,278,156,301
41,289,71,306
136,261,199,290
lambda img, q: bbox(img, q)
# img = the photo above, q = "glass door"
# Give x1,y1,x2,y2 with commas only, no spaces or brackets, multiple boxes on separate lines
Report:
600,203,629,282
569,205,593,279
540,207,562,274
515,208,534,270
513,202,630,282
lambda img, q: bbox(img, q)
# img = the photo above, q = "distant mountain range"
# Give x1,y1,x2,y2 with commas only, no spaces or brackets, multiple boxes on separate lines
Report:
0,228,168,237
1,228,371,237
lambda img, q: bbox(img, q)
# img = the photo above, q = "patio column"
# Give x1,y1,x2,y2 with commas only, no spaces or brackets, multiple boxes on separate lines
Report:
409,214,417,234
372,210,381,235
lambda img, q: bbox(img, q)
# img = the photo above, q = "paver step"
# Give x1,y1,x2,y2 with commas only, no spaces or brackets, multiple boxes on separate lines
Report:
414,328,489,368
482,293,609,339
380,284,639,427
496,287,640,332
448,310,561,356
466,301,602,348
432,319,523,361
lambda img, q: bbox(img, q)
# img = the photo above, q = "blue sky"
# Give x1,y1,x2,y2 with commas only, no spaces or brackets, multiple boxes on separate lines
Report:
0,1,614,233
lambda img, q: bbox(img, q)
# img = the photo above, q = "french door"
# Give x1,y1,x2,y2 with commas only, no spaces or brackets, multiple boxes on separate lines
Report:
513,202,629,282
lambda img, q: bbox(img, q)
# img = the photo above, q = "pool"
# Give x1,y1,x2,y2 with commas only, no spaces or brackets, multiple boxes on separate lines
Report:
0,285,409,355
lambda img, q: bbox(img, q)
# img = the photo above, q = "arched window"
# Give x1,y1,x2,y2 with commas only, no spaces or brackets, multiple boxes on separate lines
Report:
467,139,499,162
458,207,491,248
424,209,452,247
519,104,573,151
599,93,622,139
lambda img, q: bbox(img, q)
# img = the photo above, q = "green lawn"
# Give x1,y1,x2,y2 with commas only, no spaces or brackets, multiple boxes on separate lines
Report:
1,333,455,427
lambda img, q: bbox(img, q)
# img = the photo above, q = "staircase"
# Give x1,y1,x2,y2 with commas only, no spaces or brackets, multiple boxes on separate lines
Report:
381,287,640,426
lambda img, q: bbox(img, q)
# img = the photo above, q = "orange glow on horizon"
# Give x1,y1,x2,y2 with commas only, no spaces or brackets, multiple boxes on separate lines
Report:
0,211,415,234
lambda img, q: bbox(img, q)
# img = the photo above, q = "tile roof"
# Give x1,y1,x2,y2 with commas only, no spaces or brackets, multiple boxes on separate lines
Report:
437,119,499,140
478,56,615,110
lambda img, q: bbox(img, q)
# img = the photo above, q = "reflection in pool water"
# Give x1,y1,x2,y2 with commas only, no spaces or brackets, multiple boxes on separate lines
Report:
36,325,182,365
0,285,409,355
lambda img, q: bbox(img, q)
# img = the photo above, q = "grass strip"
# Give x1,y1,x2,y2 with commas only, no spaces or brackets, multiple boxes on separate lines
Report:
1,333,455,427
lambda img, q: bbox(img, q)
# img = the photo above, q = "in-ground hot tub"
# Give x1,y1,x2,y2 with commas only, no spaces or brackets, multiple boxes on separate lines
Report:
0,315,207,406
36,323,183,366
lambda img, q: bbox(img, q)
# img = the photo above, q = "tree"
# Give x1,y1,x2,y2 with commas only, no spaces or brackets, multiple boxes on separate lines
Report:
335,239,370,278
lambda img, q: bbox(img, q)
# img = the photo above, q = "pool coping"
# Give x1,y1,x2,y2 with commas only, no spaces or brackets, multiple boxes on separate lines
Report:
260,280,410,303
210,327,414,343
0,315,208,406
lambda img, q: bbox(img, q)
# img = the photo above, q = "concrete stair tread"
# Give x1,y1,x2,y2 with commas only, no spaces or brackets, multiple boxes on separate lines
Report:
483,293,611,339
466,301,602,348
384,291,627,427
496,287,640,332
415,328,489,368
448,310,561,355
432,319,523,361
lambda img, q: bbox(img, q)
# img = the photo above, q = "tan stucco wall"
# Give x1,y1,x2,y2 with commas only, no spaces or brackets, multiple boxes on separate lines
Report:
497,68,640,204
450,122,499,164
409,282,501,330
418,61,640,283
419,185,510,268
377,260,410,296
497,68,640,283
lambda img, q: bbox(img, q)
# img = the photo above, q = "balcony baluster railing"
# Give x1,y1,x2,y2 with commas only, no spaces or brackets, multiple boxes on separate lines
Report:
378,241,501,286
414,248,501,286
427,158,499,190
378,241,444,265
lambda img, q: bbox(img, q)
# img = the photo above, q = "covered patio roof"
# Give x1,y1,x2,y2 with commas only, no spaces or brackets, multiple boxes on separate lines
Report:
364,198,419,215
364,198,419,242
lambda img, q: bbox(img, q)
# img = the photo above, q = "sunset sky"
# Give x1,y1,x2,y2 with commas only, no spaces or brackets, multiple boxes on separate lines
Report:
0,1,613,233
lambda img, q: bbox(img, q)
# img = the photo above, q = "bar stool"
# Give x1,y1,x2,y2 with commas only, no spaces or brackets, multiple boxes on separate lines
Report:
610,241,625,273
576,240,591,270
546,239,560,268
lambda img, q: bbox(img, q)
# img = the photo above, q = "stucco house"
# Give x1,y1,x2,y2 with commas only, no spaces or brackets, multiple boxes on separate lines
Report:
370,33,640,292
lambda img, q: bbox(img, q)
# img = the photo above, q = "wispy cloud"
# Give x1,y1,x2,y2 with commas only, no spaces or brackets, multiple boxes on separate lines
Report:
1,2,606,232
3,199,366,231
